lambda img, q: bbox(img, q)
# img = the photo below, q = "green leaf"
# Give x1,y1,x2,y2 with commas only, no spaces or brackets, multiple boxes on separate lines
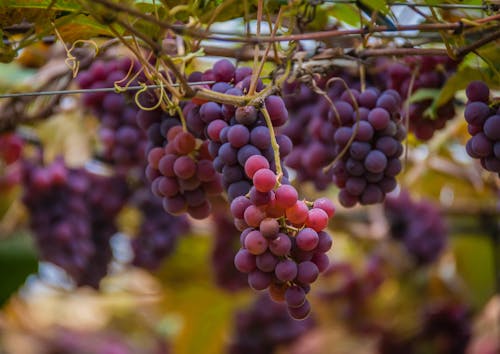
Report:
328,4,360,27
359,0,389,15
408,89,441,104
0,0,82,12
434,67,500,108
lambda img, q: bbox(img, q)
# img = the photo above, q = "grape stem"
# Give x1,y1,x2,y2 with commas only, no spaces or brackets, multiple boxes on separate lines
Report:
260,106,283,181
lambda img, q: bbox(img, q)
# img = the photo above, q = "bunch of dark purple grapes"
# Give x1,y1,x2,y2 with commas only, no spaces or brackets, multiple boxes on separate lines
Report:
22,157,129,287
185,59,292,201
384,190,447,266
77,58,148,173
232,156,334,319
211,212,249,291
228,293,315,354
146,125,222,219
131,186,190,271
378,302,471,354
378,56,458,140
464,81,500,175
329,87,406,207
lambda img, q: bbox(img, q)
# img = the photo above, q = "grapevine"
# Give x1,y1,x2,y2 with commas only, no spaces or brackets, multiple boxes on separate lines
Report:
0,1,499,354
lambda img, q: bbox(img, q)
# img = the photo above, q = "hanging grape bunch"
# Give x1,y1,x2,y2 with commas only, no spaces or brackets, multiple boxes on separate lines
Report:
464,81,500,176
232,155,334,319
328,86,406,207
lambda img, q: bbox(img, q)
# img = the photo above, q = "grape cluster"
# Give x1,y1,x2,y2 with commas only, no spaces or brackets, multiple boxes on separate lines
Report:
464,81,500,175
77,58,147,173
420,303,471,354
146,126,222,219
379,56,458,140
185,59,291,201
0,132,23,191
329,88,406,207
232,158,334,319
22,157,129,287
384,190,447,266
211,212,249,291
378,303,471,354
131,187,190,270
228,293,315,354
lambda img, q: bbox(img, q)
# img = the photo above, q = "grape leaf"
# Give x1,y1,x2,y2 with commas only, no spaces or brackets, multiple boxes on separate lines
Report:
328,4,360,27
408,89,441,104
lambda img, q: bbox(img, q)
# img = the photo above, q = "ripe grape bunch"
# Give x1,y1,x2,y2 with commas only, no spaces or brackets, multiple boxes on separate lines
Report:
464,81,500,176
146,125,222,219
77,58,148,173
22,157,129,288
232,156,334,319
330,87,406,207
384,190,447,266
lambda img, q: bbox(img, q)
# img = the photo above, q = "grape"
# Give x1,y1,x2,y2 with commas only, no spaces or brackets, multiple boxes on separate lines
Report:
213,59,235,82
250,126,271,149
464,102,490,125
466,80,489,102
364,150,388,173
483,115,500,140
464,81,500,174
269,234,292,256
234,249,257,273
296,228,319,251
228,124,250,148
368,108,391,130
256,251,279,272
244,230,268,255
244,155,270,179
248,270,273,290
259,218,280,239
287,299,311,320
285,286,306,308
253,168,277,193
235,106,258,125
305,208,329,232
275,260,298,281
296,261,319,284
275,184,299,209
285,201,309,225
